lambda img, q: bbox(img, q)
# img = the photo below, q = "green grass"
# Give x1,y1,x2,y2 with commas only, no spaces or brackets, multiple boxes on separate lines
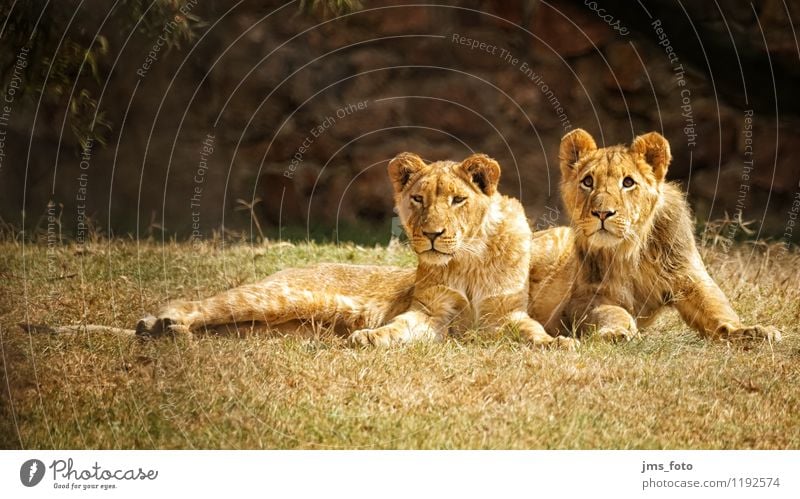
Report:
1,238,798,449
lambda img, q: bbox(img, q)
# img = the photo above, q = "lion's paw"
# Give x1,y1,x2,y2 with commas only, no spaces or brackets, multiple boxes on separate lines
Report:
135,306,192,338
719,324,782,343
550,336,580,351
348,325,408,347
596,325,636,343
135,315,158,336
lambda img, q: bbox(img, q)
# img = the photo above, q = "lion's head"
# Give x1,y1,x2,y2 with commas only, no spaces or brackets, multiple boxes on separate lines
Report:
388,152,501,266
558,129,672,253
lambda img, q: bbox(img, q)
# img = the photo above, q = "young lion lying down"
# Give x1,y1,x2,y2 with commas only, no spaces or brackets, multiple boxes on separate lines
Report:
139,132,780,346
528,129,781,342
138,153,576,349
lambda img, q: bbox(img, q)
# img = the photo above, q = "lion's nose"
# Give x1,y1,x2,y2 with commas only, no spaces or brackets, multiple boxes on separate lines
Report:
423,229,445,242
591,210,616,221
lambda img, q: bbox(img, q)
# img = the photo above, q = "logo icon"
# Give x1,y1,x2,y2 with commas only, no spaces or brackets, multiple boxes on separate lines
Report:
20,459,45,487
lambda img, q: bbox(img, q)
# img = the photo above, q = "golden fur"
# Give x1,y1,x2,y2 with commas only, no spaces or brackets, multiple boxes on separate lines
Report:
139,153,574,349
528,129,781,342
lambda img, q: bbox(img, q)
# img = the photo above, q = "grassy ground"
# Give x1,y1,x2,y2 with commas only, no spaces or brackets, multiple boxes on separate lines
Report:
1,237,798,449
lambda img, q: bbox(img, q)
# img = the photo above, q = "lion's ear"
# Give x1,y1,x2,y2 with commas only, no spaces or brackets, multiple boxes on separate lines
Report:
460,153,501,196
559,129,597,180
388,152,426,192
631,132,671,182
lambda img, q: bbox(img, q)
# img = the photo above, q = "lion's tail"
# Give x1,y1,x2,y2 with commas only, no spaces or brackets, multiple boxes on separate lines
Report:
18,323,136,336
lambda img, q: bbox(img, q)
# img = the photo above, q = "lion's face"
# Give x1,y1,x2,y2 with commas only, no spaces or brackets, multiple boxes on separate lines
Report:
388,152,501,266
558,129,672,251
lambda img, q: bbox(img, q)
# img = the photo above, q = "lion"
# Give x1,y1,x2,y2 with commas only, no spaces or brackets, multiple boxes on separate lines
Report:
138,152,575,349
527,128,781,343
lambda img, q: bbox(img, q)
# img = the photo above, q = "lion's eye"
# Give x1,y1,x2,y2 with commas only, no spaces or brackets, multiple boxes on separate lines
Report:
452,196,466,205
622,176,635,188
411,195,424,204
581,176,593,189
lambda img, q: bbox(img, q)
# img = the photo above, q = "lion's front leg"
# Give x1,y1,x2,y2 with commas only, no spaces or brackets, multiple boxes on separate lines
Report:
501,311,579,350
582,304,638,342
673,273,781,342
348,309,440,347
348,284,467,347
481,291,579,350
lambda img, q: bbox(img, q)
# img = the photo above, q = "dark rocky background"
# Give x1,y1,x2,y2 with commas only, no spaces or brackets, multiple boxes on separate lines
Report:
2,0,798,245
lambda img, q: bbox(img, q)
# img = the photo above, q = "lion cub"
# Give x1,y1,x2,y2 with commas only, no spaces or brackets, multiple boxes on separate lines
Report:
528,129,781,343
140,153,574,349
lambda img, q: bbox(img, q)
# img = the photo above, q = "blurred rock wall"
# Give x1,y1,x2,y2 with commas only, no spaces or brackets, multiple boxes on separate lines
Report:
3,0,799,243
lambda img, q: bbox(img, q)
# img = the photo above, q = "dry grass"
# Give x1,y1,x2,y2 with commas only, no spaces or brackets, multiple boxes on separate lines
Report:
1,238,799,449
